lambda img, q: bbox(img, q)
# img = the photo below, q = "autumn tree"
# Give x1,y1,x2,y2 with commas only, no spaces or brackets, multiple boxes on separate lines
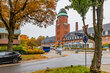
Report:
0,0,56,51
35,36,45,46
66,0,104,73
26,37,36,49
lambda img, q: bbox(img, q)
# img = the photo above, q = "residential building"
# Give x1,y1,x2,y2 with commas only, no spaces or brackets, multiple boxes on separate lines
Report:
0,24,21,46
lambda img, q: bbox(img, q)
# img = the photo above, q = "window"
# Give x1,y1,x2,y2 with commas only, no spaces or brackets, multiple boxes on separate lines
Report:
108,30,110,35
71,37,72,40
57,31,60,34
72,37,74,39
105,37,109,42
103,31,105,35
0,52,5,56
69,37,71,40
75,36,76,39
105,30,108,35
57,38,60,41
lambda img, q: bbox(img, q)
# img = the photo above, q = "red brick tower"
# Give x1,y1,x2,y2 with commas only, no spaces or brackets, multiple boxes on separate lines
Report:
55,8,70,46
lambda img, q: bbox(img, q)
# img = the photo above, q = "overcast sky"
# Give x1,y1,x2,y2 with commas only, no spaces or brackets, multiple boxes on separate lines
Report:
21,0,110,39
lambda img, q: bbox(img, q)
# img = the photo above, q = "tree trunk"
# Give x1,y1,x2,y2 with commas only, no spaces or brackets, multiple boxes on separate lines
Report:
8,30,14,51
90,1,104,73
90,35,102,73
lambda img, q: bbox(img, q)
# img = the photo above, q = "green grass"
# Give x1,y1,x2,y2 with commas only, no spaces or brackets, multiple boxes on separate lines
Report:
32,65,108,73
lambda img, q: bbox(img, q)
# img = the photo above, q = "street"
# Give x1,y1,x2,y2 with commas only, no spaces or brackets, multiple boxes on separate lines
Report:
0,51,110,73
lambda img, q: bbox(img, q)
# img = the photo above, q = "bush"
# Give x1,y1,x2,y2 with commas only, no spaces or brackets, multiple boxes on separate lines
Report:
0,46,7,52
25,48,45,54
13,45,26,54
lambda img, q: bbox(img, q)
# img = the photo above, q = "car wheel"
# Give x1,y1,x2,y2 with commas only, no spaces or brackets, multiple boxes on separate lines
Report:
13,58,18,63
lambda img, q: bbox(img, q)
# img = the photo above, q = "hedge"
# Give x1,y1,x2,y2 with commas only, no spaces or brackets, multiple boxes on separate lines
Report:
0,46,45,54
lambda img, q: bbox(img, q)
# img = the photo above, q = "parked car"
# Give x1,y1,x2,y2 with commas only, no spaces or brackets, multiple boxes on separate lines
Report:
0,51,22,64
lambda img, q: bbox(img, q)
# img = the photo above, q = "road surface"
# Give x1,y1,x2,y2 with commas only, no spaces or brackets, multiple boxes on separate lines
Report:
0,53,110,73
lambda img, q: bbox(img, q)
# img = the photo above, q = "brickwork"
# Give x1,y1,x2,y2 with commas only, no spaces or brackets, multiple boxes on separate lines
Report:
55,15,70,46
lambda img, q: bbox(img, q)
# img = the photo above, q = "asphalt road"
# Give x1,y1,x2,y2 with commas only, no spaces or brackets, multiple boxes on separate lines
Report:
0,53,110,73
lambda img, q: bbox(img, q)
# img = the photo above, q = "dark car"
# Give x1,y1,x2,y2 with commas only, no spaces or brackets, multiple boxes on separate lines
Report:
0,51,22,64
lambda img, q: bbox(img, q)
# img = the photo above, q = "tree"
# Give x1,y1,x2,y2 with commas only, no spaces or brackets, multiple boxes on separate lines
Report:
35,36,45,46
66,0,104,73
26,38,36,49
0,0,56,51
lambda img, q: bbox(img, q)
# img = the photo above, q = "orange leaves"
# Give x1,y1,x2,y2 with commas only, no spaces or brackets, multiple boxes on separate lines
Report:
0,0,56,28
20,35,29,41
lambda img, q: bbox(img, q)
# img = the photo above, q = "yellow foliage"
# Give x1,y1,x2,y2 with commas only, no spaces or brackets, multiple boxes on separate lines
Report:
25,48,45,54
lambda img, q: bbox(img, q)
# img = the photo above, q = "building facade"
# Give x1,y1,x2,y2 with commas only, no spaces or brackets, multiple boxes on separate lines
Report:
0,24,21,46
55,8,70,46
41,8,110,48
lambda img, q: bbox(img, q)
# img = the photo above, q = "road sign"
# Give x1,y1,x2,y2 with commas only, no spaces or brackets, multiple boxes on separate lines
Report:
83,36,88,67
83,36,88,43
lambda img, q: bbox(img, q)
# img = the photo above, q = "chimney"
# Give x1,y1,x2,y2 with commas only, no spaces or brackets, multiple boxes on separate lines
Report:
76,22,78,31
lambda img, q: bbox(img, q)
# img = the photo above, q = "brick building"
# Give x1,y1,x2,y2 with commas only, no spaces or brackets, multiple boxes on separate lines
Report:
55,8,70,46
41,8,110,48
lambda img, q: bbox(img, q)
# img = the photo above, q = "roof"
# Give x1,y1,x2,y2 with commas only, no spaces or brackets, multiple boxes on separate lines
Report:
0,28,21,35
66,23,110,38
41,36,55,44
57,8,68,17
103,23,110,31
41,23,110,43
58,8,67,14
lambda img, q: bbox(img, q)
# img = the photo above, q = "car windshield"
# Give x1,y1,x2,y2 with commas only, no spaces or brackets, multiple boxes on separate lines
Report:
0,52,5,56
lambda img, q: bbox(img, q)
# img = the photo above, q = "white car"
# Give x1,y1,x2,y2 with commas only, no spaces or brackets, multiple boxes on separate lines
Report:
55,48,62,55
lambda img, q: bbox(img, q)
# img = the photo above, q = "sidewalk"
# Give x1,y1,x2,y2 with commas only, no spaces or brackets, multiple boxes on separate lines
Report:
101,64,110,73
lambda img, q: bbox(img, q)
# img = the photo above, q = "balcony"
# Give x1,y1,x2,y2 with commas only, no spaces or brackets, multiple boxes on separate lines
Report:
0,28,21,35
0,39,21,45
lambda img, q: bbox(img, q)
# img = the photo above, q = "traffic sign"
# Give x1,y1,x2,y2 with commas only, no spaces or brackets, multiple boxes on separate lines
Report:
83,36,88,67
83,36,88,43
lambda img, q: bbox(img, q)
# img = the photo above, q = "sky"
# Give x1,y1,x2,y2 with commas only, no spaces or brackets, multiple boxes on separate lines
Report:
20,0,110,39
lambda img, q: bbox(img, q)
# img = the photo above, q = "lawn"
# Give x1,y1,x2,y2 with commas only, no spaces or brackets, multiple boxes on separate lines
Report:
32,65,108,73
21,54,47,61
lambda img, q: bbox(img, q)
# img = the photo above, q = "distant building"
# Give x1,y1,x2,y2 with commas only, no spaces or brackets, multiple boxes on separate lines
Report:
0,24,21,46
41,8,110,48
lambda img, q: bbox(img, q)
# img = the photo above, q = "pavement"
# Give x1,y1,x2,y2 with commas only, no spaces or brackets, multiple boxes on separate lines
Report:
0,51,110,73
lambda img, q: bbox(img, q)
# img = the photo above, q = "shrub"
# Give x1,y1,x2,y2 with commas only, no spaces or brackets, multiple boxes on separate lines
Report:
0,46,7,52
25,48,45,54
13,45,26,54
